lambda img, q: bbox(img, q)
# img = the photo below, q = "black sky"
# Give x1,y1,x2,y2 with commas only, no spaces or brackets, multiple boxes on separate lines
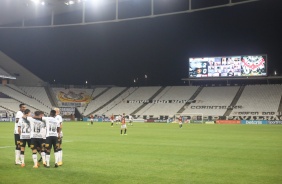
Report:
0,0,281,86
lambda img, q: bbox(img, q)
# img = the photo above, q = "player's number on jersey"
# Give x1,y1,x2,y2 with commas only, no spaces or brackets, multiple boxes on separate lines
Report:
34,124,40,133
49,122,57,132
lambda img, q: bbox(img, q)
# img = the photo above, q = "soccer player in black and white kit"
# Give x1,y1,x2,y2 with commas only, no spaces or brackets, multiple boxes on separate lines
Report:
14,103,26,165
54,107,63,166
28,111,46,168
43,110,61,168
17,109,32,167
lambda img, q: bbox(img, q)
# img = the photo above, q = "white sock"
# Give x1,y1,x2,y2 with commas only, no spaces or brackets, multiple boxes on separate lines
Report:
57,150,61,163
20,154,25,164
55,152,59,164
15,150,20,162
46,154,50,166
59,150,63,163
32,154,37,166
15,150,17,162
41,152,46,163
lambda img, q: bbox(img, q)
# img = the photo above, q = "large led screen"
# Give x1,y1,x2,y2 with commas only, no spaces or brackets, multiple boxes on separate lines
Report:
189,55,267,78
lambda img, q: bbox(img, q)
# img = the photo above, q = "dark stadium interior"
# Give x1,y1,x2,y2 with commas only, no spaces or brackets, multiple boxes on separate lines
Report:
0,0,281,86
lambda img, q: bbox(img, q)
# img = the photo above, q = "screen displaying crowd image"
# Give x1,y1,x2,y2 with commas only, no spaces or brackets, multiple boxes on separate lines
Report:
189,55,266,78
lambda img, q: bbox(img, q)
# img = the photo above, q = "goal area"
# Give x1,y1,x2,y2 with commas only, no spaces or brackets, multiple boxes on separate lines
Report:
173,113,204,124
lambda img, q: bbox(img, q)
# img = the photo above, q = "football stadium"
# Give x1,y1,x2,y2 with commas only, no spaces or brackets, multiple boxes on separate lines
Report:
0,0,282,184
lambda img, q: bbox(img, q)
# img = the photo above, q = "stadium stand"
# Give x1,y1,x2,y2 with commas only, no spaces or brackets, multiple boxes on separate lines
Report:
102,86,162,116
0,98,38,115
19,86,53,108
230,84,282,115
182,86,240,116
92,87,136,115
0,84,51,114
83,87,127,116
137,86,199,117
79,87,109,114
1,83,282,119
1,52,282,119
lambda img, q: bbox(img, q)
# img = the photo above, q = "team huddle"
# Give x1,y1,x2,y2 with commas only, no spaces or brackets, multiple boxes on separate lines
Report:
14,104,63,168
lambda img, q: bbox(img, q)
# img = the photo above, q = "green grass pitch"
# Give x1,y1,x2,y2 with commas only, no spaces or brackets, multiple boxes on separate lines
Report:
0,122,282,184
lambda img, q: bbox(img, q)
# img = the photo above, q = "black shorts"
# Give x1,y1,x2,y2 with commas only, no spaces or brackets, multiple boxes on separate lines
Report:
14,134,20,146
46,136,58,151
20,139,31,148
30,138,44,150
41,139,46,149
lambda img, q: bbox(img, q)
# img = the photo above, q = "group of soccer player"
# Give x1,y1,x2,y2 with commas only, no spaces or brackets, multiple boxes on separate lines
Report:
14,104,64,168
109,113,133,135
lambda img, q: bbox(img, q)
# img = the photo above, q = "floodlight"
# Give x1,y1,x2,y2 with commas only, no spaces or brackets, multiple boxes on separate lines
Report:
65,0,75,5
88,0,104,5
31,0,40,4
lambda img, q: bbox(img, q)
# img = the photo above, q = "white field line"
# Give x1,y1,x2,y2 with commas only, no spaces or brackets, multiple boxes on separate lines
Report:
0,146,14,149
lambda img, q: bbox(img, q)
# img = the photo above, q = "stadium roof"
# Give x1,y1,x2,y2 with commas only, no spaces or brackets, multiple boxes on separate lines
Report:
0,67,16,80
0,51,45,86
0,0,260,28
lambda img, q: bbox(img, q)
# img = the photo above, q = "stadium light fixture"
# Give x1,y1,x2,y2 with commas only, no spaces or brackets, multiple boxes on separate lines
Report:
65,1,75,5
87,0,105,6
30,0,45,6
65,0,84,5
31,0,40,4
